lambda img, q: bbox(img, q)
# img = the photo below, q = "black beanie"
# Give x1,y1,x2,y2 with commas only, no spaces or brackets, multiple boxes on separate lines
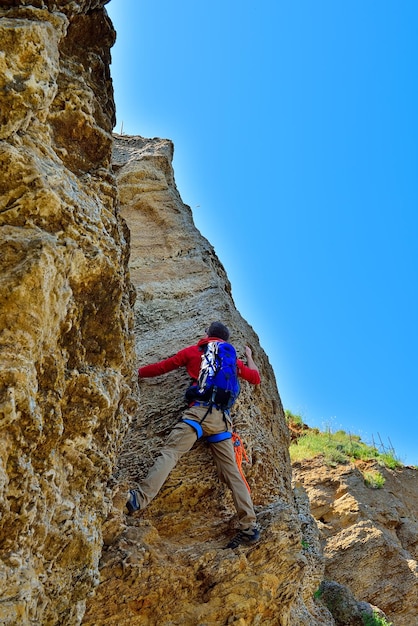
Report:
207,322,230,341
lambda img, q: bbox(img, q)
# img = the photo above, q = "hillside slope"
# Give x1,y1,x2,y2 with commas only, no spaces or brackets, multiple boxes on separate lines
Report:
290,419,418,625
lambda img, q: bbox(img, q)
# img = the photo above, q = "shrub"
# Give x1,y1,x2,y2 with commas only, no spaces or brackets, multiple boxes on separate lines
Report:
362,609,393,625
362,470,385,489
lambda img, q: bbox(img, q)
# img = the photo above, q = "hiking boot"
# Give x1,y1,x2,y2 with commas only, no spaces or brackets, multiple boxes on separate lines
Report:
225,527,260,549
126,489,141,515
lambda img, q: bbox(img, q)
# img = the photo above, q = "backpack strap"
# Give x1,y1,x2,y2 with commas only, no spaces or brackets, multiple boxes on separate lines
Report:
190,400,230,415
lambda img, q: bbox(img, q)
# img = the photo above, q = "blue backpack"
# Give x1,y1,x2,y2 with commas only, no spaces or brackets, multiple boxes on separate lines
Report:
185,341,240,409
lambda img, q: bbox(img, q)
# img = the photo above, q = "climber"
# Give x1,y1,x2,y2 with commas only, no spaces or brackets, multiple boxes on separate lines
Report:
126,321,262,549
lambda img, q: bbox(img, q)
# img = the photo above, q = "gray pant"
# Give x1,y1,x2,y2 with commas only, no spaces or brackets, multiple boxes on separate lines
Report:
135,405,257,530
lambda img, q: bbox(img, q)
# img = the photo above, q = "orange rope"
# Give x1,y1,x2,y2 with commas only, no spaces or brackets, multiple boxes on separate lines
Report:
232,432,251,493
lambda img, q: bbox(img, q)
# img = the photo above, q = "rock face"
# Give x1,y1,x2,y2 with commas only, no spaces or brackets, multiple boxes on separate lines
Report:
293,457,418,625
0,4,137,625
82,135,333,625
5,3,412,623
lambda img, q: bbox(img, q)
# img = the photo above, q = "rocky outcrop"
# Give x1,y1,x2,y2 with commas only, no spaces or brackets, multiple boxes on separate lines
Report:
315,581,389,626
0,4,137,624
293,457,418,625
82,135,334,625
4,3,411,623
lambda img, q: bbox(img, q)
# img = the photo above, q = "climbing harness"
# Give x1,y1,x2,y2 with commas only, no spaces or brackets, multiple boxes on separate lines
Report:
181,418,204,439
206,431,232,444
181,416,251,494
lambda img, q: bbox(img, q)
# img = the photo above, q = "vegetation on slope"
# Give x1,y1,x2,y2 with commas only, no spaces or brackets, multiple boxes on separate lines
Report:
286,410,402,472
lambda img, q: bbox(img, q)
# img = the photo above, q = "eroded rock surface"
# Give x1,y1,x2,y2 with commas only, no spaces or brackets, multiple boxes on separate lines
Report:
82,135,333,625
0,4,137,624
293,457,418,625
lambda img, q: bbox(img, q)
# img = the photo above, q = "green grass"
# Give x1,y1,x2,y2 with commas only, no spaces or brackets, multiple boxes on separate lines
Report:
285,409,304,426
378,453,401,470
286,410,402,469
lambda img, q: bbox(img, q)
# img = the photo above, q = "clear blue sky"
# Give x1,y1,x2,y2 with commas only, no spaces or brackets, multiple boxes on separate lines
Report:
107,1,418,465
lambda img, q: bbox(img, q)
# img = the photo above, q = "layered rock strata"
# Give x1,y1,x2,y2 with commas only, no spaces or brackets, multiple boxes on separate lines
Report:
0,4,137,624
82,135,334,625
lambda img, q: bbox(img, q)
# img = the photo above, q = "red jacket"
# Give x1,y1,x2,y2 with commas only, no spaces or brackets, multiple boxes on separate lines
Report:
138,337,261,385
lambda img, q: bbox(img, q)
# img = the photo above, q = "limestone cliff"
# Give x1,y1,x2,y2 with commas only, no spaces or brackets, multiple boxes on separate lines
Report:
2,4,408,624
0,3,137,624
82,135,333,625
1,4,330,623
